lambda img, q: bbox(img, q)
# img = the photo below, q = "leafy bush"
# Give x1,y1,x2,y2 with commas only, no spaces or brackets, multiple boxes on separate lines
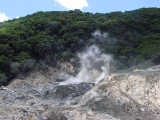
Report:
10,59,36,78
10,62,21,76
21,59,36,73
0,73,8,86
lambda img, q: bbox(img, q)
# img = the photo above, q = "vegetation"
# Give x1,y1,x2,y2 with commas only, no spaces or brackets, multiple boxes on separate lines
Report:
0,8,160,85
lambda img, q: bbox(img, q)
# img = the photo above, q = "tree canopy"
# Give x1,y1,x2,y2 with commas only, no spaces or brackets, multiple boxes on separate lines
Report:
0,8,160,85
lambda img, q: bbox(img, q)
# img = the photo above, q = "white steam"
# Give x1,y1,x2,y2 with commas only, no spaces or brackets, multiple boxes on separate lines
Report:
92,30,108,40
60,45,112,85
92,30,117,44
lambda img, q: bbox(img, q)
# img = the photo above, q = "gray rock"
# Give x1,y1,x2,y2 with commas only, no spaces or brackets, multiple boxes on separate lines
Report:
55,79,66,82
44,82,95,99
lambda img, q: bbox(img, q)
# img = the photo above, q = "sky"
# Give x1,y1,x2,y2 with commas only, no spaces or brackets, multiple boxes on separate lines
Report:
0,0,160,22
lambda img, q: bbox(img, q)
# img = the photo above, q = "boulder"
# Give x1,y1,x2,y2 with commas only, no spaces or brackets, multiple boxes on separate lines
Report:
44,82,95,99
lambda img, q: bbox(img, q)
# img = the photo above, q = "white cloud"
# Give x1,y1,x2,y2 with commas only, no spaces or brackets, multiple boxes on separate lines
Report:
54,0,88,10
0,13,10,22
15,16,19,19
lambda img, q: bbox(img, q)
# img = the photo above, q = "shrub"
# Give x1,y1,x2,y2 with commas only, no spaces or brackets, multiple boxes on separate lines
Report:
10,62,21,76
21,59,36,73
0,73,8,86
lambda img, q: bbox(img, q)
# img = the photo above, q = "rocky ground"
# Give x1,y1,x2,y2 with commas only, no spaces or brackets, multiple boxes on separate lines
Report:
0,65,160,120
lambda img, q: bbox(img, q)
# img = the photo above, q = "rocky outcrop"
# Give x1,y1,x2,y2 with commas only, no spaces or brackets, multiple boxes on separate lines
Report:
76,69,160,120
0,65,160,120
45,107,119,120
44,82,95,99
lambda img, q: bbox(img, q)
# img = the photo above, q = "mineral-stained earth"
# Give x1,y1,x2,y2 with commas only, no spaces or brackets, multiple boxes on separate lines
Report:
0,65,160,120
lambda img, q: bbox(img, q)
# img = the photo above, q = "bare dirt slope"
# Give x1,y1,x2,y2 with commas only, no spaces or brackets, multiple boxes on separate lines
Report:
0,65,160,120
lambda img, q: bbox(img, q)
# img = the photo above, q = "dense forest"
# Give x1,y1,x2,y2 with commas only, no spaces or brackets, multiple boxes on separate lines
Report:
0,8,160,86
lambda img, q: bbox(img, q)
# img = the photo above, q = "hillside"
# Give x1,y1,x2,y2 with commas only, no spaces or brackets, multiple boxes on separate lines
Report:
0,64,160,120
0,8,160,85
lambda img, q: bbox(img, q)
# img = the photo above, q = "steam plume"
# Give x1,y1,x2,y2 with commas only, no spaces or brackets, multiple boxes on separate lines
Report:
60,45,112,85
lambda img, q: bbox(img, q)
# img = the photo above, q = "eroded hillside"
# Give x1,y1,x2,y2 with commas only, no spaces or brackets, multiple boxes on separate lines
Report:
0,64,160,120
